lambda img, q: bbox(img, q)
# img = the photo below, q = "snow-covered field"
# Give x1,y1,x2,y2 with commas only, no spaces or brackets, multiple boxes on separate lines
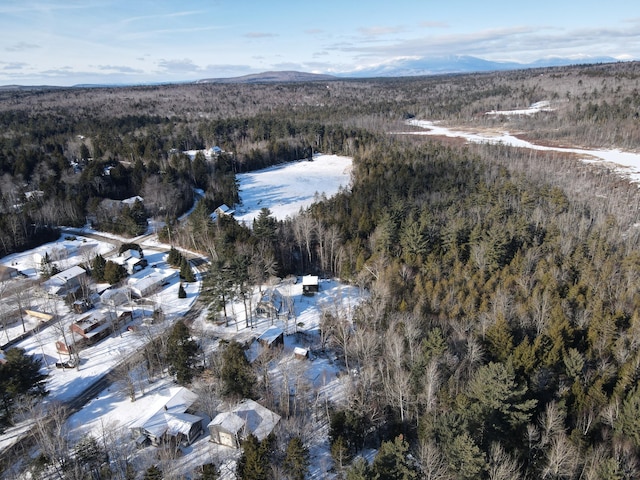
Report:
234,154,352,225
402,118,640,184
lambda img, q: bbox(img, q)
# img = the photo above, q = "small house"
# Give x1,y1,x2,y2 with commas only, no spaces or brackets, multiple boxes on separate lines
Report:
302,275,319,295
215,204,235,216
255,288,283,319
208,399,281,448
100,288,129,307
130,387,203,447
257,326,284,348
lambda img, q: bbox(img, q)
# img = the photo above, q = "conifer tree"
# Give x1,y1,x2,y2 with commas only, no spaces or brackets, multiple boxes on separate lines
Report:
0,347,48,428
143,465,162,480
167,320,199,385
220,340,255,400
283,437,310,480
371,435,418,480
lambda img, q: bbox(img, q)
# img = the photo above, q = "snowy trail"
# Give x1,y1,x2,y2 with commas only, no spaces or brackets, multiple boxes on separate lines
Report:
399,119,640,184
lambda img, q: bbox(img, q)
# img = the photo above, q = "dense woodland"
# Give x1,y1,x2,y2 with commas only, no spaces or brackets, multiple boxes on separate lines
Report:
2,62,640,478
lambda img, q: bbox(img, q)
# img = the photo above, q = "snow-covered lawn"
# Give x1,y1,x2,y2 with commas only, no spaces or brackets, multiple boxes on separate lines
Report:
234,154,352,225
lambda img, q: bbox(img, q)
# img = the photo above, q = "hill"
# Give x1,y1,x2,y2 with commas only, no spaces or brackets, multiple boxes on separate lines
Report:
196,70,336,84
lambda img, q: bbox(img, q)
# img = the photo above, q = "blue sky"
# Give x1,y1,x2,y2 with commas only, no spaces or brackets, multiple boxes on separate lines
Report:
1,0,639,85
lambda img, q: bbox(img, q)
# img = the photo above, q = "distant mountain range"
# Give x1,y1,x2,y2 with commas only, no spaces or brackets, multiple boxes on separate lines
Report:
0,56,628,90
196,71,336,84
196,55,623,84
340,54,623,78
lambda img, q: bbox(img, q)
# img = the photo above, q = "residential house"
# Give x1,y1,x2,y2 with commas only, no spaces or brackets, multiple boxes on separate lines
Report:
115,249,148,275
43,265,87,296
55,310,115,355
130,387,203,447
257,326,284,348
100,288,129,307
127,268,178,298
216,204,234,216
255,288,283,319
208,399,281,448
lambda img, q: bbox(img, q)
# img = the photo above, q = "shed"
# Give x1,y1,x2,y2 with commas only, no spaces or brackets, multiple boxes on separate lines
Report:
0,265,18,281
294,347,309,360
55,331,87,355
302,275,319,295
208,399,281,448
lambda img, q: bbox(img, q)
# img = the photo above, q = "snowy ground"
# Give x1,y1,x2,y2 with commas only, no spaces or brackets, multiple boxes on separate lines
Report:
0,152,360,478
62,277,364,479
485,100,553,116
401,118,640,184
234,154,352,225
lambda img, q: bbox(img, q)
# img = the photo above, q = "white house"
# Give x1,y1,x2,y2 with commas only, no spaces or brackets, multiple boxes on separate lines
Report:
100,288,129,307
114,250,147,275
43,265,87,296
127,268,178,298
130,387,203,447
208,399,281,448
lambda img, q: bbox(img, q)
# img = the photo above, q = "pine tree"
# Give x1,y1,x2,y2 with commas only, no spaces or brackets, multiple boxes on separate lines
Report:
178,283,187,299
283,437,310,480
466,362,537,445
103,260,126,284
180,257,196,282
143,465,163,480
237,434,270,480
0,347,48,428
91,254,106,282
371,435,418,480
253,208,277,244
220,340,256,399
167,320,199,385
200,463,220,480
346,457,371,480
